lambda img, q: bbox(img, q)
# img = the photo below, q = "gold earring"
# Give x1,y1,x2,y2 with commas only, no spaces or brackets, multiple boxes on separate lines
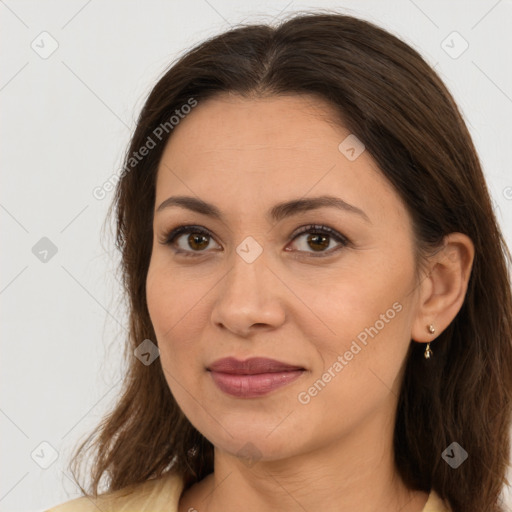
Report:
424,324,435,359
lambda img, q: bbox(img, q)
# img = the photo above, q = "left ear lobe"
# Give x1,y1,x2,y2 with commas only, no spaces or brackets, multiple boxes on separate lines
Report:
411,232,475,342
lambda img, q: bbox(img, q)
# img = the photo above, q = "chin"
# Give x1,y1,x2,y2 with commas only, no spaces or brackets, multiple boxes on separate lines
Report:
205,424,307,464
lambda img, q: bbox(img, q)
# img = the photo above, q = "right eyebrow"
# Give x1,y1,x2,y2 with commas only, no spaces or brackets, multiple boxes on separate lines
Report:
155,194,371,224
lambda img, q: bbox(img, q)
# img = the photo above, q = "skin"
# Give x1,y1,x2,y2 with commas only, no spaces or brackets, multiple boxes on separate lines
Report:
146,93,474,512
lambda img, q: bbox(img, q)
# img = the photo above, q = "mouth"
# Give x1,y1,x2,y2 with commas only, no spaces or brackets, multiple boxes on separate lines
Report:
207,357,306,398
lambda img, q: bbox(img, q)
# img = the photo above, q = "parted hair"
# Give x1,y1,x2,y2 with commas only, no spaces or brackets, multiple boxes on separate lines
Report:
69,11,512,512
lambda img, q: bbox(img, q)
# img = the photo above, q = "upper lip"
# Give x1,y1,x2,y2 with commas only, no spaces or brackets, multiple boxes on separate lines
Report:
207,357,305,375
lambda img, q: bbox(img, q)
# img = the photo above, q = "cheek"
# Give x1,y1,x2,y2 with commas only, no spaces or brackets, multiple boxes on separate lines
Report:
147,258,206,336
297,253,415,394
294,296,413,439
146,263,207,377
146,269,206,421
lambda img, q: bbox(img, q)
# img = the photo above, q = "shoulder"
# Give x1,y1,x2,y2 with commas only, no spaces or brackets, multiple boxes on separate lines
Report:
422,489,452,512
44,471,185,512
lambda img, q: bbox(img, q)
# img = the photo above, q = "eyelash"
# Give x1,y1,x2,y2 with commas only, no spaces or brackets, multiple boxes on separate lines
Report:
159,224,350,258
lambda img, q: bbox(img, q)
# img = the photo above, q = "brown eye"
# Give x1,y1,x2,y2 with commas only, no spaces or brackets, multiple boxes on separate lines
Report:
187,233,210,251
161,223,349,259
161,225,221,256
288,224,349,256
306,233,330,252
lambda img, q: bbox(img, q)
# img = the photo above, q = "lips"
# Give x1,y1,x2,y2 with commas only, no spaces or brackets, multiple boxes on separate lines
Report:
207,357,305,398
208,357,304,374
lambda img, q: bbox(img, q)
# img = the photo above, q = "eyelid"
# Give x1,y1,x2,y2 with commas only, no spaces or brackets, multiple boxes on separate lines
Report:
285,224,350,257
159,223,350,256
159,224,221,252
289,224,349,245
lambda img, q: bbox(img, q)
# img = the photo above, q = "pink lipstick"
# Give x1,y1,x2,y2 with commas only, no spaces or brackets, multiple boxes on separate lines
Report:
207,357,305,398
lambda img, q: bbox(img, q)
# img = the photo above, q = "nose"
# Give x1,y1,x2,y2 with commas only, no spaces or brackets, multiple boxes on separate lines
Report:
210,250,286,337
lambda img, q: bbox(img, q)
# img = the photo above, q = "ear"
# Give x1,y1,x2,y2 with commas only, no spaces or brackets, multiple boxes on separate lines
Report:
411,232,475,343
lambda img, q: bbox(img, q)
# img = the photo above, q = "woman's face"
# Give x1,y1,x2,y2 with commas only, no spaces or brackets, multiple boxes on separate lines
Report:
146,93,422,462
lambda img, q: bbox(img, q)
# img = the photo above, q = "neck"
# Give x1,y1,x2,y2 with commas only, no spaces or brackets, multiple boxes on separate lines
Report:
182,407,428,512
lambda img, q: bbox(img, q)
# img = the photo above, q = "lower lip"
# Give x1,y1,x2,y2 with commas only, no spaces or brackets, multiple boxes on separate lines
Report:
209,370,304,398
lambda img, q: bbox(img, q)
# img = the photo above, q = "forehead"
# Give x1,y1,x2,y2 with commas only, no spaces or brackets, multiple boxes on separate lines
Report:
154,93,404,228
162,93,343,156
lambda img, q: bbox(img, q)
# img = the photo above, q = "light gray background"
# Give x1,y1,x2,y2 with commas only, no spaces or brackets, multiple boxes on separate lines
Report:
1,1,512,511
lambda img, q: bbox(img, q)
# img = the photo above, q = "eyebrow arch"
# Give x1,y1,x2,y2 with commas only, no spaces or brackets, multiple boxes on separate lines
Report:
156,195,371,223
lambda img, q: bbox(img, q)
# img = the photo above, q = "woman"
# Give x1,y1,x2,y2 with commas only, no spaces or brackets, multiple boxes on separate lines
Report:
46,11,512,512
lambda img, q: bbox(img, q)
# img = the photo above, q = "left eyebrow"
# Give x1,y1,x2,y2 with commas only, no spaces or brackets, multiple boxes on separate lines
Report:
155,194,371,224
269,195,371,224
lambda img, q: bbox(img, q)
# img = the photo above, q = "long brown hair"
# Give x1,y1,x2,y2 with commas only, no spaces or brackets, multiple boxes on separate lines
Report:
69,11,512,511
